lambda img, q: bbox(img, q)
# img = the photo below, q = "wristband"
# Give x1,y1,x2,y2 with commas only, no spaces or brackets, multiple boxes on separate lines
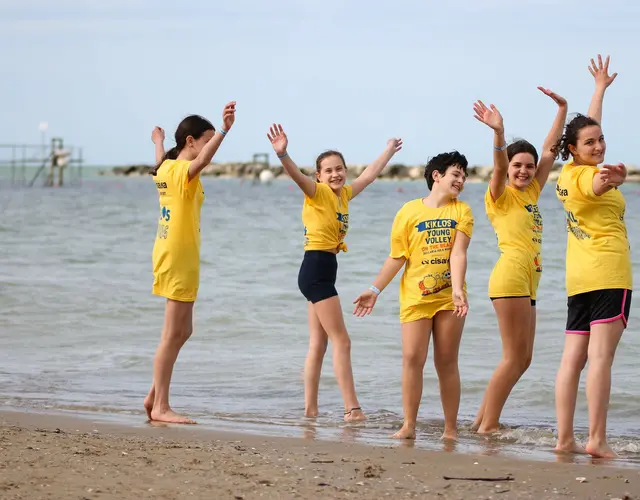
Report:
369,285,381,295
278,152,289,159
494,144,507,151
220,129,227,136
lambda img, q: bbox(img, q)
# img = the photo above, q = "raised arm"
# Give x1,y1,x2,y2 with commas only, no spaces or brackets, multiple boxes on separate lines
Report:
587,54,617,124
473,100,508,201
267,123,316,198
352,256,406,317
535,87,568,188
151,126,165,164
350,138,403,199
188,101,236,181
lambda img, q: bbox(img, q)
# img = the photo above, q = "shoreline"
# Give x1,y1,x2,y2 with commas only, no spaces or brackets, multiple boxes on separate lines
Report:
2,409,640,499
101,162,640,184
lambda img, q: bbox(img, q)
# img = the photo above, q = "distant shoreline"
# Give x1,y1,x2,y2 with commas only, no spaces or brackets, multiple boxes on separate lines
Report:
102,162,640,183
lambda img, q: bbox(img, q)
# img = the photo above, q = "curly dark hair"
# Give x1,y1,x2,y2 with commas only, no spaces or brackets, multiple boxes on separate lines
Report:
424,151,468,190
553,113,601,161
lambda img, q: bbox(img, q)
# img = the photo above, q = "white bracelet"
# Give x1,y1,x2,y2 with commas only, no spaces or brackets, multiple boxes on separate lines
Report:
369,285,381,295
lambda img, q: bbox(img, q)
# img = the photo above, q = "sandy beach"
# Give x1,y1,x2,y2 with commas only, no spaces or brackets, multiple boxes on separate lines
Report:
1,410,638,499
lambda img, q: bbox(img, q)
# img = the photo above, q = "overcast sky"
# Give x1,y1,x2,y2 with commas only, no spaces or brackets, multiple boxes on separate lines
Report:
1,0,637,167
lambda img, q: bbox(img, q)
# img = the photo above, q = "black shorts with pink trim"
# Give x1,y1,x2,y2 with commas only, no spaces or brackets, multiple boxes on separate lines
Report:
565,288,632,335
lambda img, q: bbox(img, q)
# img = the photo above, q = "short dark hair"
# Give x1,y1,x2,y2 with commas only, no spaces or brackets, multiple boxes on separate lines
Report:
507,139,539,165
423,151,468,190
553,113,601,161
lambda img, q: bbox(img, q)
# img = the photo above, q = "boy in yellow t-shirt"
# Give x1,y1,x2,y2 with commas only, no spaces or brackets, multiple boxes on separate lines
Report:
144,102,236,426
354,151,474,441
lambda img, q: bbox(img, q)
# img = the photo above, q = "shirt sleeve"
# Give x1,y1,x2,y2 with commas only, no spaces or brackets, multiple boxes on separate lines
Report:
172,160,200,199
456,203,474,239
528,178,542,200
573,166,597,199
307,181,330,206
389,207,409,259
344,184,353,201
486,183,510,210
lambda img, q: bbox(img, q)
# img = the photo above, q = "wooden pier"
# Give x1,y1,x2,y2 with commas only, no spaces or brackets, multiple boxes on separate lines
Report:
0,138,83,187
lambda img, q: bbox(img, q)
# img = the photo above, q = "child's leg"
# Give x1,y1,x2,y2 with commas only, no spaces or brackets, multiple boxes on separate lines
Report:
304,302,329,417
392,318,432,439
554,334,589,452
149,299,195,424
477,297,533,434
585,319,624,458
312,295,365,422
432,310,465,440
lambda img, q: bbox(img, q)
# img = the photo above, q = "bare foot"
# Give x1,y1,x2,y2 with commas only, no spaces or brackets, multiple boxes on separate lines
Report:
477,424,501,435
470,420,481,432
150,408,196,424
304,407,319,418
441,428,458,441
143,395,154,421
585,440,618,458
391,425,416,440
344,408,366,423
554,440,587,454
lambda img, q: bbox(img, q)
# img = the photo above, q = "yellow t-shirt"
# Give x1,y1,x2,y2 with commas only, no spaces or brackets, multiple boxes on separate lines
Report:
302,183,353,252
152,159,205,302
485,179,543,268
390,198,474,315
555,160,632,296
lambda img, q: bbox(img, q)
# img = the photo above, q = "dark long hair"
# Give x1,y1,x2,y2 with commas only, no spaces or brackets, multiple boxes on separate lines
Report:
553,113,601,161
150,115,215,175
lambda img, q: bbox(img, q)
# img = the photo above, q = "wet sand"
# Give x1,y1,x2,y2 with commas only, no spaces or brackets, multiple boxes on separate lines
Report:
1,410,639,499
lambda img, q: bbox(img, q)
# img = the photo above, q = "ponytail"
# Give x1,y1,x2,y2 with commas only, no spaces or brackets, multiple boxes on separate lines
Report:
149,146,179,176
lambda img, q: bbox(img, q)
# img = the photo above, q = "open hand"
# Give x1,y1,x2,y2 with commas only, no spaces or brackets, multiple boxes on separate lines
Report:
353,289,378,317
151,126,165,144
452,289,468,318
473,100,504,134
538,87,567,108
589,54,617,89
267,124,289,156
600,163,627,186
386,138,403,155
222,101,236,131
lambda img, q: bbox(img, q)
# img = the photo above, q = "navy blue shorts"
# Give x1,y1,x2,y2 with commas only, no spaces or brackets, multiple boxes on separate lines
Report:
298,250,338,304
566,288,632,335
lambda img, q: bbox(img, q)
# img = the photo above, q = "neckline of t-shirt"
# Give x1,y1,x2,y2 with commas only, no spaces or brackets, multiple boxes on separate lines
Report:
419,197,456,210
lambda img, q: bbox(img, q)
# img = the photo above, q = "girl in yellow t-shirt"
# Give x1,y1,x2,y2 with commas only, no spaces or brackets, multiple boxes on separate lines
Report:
353,151,474,441
469,88,567,435
267,123,402,422
143,102,236,425
553,55,630,459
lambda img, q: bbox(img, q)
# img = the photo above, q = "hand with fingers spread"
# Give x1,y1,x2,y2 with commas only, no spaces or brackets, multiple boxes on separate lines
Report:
452,289,468,318
601,163,627,186
473,100,504,134
353,289,379,317
222,101,236,132
589,54,618,90
267,124,288,157
537,87,567,108
386,138,403,155
151,126,165,144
